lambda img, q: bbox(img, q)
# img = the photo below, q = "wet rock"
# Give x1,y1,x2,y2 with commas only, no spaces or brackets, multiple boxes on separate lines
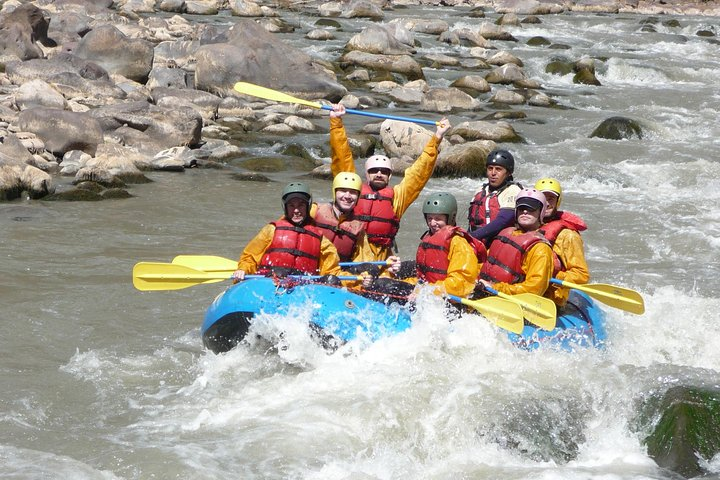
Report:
281,143,315,162
527,36,552,46
546,60,574,76
0,164,23,201
391,18,449,35
42,187,103,201
590,116,644,140
573,57,601,85
315,19,342,29
489,89,526,105
347,134,377,159
0,132,34,165
485,63,528,84
639,386,720,478
239,155,319,172
146,67,188,90
478,22,517,41
230,172,272,182
229,0,263,16
497,13,521,26
59,150,92,176
101,188,133,199
487,51,524,67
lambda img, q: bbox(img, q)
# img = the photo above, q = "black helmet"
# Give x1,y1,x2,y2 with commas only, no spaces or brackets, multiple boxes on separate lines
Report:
422,192,458,226
281,182,312,213
486,149,515,174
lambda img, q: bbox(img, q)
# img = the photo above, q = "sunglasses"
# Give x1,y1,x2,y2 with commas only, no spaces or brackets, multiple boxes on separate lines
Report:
368,168,392,175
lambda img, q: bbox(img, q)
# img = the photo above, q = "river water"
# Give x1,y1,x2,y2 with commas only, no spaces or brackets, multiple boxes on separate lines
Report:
2,6,719,480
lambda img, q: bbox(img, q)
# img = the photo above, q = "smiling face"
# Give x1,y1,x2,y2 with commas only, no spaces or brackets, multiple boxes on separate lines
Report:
425,213,448,235
542,192,559,219
334,188,360,214
486,165,510,188
285,197,308,225
366,167,391,190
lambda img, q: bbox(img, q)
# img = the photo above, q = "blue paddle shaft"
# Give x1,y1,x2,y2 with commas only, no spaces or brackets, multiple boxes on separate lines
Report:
320,105,437,126
245,274,359,280
339,261,388,267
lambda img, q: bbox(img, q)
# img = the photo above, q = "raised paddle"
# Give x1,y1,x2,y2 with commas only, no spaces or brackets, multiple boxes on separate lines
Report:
171,255,390,272
447,295,525,334
550,278,645,314
233,82,439,126
484,286,557,331
133,262,362,291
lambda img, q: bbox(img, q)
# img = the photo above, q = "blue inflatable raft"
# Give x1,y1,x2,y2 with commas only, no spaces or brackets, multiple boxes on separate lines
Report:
202,278,607,354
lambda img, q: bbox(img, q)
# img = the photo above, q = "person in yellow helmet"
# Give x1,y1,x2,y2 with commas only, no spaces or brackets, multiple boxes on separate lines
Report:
534,178,590,307
313,172,400,270
328,104,451,260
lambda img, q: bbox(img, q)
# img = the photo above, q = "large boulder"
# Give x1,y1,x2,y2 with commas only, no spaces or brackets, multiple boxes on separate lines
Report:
346,25,413,55
590,116,644,140
15,79,67,111
435,140,496,178
339,51,424,81
419,87,482,113
0,4,55,61
452,120,523,142
194,20,346,101
640,386,720,478
378,119,441,160
90,100,202,151
74,25,154,83
17,108,104,156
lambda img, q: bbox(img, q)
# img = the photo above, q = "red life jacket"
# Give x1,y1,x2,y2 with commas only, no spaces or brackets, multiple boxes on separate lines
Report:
313,203,365,262
354,183,400,247
259,219,323,274
480,227,549,284
467,181,521,230
416,226,487,283
539,211,588,275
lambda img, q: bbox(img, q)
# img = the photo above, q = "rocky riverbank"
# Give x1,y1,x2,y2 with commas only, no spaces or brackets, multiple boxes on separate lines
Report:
0,0,718,201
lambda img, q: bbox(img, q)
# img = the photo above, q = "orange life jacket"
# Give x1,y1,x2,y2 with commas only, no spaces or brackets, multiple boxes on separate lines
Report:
539,211,588,274
313,203,365,262
416,226,487,283
259,219,323,274
480,227,549,284
467,181,522,230
354,183,400,247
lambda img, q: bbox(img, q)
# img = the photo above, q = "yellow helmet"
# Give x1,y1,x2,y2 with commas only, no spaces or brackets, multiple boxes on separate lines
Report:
534,177,562,209
332,172,362,197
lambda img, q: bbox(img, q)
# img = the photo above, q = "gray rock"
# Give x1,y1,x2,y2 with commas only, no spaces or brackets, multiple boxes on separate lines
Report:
453,120,523,142
340,51,424,81
15,79,67,111
18,108,104,156
346,25,413,55
74,25,154,83
0,4,54,61
194,20,346,101
590,116,644,140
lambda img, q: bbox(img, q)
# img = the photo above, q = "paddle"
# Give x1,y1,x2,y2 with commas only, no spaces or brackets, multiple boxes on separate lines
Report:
133,262,361,291
550,278,644,314
484,286,557,331
172,255,390,272
447,295,524,334
234,82,439,126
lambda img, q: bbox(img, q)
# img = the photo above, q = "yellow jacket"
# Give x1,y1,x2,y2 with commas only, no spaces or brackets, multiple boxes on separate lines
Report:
330,117,441,260
545,228,590,306
404,235,479,298
238,222,359,286
309,203,377,263
491,234,554,297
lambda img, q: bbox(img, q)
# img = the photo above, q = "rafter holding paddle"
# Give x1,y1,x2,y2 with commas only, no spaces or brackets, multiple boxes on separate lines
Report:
233,82,439,126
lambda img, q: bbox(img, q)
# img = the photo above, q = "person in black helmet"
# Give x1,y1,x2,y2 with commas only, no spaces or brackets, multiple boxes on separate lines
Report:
467,149,523,247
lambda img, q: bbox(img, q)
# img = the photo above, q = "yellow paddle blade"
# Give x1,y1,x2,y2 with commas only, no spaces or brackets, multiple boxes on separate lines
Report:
133,262,230,291
560,280,645,315
233,82,323,109
460,297,525,334
172,255,237,273
497,291,557,331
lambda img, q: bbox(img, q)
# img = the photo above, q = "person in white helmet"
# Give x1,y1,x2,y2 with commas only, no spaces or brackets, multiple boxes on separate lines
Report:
329,104,451,260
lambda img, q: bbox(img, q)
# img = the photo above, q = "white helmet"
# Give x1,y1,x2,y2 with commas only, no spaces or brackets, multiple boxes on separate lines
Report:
364,155,392,174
